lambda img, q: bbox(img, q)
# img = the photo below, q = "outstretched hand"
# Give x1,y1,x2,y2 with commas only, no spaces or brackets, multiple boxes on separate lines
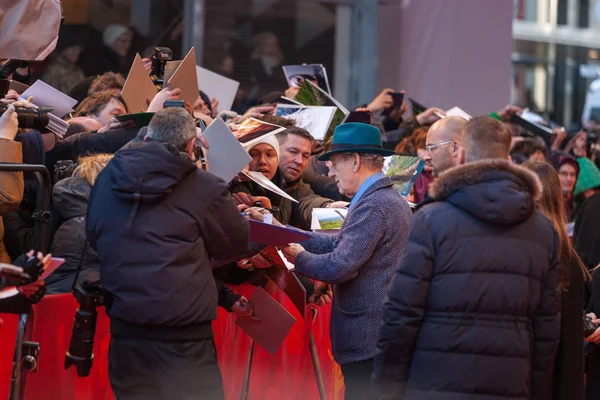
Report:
147,88,182,113
0,104,18,140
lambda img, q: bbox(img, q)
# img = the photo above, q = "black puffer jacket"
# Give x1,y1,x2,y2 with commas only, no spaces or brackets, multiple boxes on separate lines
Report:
374,159,561,400
47,174,99,294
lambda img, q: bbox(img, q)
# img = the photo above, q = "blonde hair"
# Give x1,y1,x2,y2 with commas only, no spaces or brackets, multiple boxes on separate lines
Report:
74,154,114,186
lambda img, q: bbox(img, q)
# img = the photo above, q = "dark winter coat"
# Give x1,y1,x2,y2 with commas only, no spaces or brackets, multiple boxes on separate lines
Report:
373,159,561,400
86,141,250,341
574,191,600,270
47,174,100,294
552,257,585,400
585,269,600,400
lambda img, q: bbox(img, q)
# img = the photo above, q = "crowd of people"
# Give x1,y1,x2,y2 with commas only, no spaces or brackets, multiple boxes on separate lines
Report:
1,26,600,400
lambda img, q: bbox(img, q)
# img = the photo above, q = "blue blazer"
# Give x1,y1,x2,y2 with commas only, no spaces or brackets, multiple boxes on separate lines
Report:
294,176,411,364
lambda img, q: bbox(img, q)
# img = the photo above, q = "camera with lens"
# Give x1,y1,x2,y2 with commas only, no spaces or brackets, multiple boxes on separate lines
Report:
150,47,173,88
0,103,51,131
64,281,107,378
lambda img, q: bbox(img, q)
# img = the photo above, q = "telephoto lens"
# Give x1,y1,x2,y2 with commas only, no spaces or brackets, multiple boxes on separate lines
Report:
0,104,51,130
64,282,106,378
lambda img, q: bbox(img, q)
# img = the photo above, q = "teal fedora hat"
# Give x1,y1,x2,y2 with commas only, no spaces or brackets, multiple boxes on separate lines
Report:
317,122,396,161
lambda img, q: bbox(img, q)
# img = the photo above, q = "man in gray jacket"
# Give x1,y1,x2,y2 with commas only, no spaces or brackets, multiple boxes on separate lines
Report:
281,122,412,400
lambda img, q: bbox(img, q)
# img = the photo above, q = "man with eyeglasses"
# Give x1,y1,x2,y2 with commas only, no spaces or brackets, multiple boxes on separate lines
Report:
422,116,467,177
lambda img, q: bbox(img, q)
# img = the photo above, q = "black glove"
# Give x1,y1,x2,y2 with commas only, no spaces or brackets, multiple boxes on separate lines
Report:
12,253,43,282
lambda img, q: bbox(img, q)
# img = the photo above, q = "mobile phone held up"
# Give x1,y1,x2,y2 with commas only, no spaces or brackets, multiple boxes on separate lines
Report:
382,91,404,116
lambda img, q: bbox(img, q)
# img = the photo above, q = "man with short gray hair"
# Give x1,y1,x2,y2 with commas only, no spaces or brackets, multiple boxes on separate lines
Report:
145,107,197,151
86,107,250,399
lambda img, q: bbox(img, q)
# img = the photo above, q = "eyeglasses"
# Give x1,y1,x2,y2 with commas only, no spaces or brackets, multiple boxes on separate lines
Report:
425,140,454,154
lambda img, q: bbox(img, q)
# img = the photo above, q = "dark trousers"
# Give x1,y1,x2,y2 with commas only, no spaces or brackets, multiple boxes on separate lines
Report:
341,358,375,400
109,337,224,400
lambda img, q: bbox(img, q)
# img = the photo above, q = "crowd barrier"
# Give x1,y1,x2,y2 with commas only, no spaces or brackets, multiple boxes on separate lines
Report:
0,284,345,399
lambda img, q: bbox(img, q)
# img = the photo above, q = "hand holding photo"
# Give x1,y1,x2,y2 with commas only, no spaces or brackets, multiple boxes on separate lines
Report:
282,64,332,94
275,104,336,141
383,156,426,196
234,117,286,147
294,80,349,142
242,171,298,203
310,208,348,231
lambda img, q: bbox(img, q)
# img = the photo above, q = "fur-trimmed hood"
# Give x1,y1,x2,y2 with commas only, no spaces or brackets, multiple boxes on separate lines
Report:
428,159,542,226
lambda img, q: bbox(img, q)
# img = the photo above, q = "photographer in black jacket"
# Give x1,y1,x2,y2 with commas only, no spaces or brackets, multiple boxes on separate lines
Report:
86,107,251,399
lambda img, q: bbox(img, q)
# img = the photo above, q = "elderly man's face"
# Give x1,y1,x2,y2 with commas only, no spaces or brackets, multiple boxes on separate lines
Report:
326,153,360,198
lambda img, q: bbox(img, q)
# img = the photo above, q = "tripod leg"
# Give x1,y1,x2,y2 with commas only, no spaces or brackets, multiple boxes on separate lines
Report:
309,309,327,400
240,339,255,400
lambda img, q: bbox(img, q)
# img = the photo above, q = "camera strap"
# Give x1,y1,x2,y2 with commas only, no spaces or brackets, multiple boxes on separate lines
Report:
70,240,89,292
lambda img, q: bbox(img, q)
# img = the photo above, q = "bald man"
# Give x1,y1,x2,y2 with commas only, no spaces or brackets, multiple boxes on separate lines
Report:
422,116,467,177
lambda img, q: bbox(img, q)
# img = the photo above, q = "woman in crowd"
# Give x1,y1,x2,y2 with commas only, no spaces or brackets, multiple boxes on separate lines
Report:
523,161,589,400
548,151,580,222
46,154,113,294
566,130,589,159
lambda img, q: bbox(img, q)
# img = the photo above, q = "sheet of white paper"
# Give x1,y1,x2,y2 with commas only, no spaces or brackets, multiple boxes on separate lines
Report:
243,171,299,203
445,106,472,120
202,118,252,183
0,287,18,299
276,249,295,270
275,105,336,141
47,114,69,138
22,80,77,117
40,257,65,280
196,66,240,113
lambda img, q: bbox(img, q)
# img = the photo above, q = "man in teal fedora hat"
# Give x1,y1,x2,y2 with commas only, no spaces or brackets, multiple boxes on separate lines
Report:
280,122,412,400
